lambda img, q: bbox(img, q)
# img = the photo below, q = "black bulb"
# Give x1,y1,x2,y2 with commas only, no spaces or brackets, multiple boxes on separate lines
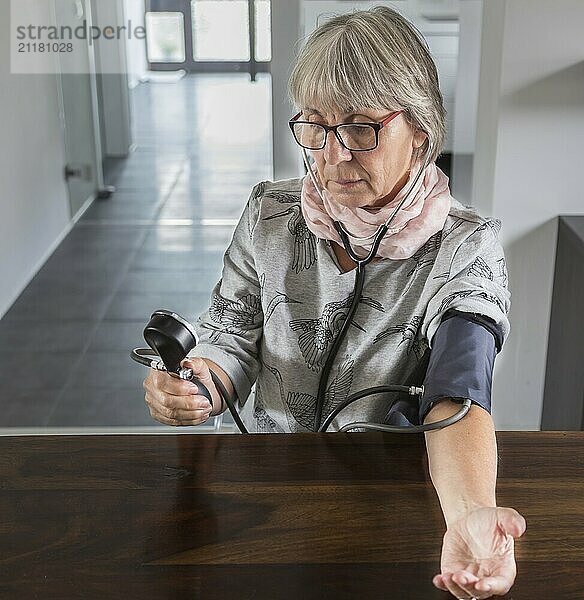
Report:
143,310,198,374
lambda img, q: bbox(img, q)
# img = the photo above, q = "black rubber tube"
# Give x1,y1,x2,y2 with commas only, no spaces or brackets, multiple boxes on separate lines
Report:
313,264,366,430
318,385,414,432
209,370,248,434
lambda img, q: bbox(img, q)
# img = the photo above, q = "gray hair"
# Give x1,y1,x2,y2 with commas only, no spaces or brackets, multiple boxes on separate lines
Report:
288,6,446,163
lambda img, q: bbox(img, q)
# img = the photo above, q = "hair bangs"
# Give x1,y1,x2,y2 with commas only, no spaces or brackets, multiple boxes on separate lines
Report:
291,24,400,115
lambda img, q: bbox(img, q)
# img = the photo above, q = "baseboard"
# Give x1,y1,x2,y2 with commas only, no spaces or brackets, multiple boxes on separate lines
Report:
0,192,97,320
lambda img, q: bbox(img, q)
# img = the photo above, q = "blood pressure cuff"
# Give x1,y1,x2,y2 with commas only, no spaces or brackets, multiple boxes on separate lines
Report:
417,309,504,423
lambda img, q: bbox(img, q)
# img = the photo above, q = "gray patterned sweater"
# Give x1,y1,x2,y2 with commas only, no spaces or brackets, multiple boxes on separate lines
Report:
189,178,510,433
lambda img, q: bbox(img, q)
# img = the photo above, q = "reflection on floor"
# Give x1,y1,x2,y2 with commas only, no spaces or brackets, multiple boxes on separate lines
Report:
0,73,272,430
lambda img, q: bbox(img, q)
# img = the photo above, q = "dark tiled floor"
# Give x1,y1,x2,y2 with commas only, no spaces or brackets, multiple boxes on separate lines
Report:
0,73,272,429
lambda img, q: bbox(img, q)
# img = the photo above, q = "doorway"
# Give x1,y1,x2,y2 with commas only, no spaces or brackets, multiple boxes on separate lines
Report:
144,0,271,80
54,0,104,219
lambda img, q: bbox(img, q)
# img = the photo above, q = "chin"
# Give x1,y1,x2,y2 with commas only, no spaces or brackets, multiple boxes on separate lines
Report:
326,188,375,209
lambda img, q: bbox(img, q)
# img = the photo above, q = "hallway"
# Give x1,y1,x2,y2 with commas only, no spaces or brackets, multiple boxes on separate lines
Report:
0,73,272,430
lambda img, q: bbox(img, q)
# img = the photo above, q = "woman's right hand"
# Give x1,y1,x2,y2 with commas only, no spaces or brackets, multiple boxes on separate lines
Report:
143,357,219,427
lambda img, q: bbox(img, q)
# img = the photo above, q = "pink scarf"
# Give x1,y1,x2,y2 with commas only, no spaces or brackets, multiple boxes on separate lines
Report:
301,162,452,260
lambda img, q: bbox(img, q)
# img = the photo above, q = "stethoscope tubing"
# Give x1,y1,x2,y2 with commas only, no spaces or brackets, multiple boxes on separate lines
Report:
132,138,470,435
301,144,433,262
304,145,432,429
338,399,471,433
303,141,471,433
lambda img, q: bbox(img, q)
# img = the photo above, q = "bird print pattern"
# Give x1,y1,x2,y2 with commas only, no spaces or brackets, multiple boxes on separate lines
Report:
373,315,426,359
431,218,477,281
289,295,384,372
264,360,354,431
253,383,286,433
476,219,502,237
262,190,300,204
258,273,302,324
468,256,494,280
265,291,300,324
442,217,469,240
251,182,266,201
433,219,503,283
406,231,442,280
497,257,508,287
245,182,266,239
208,289,262,341
437,289,506,315
263,205,317,273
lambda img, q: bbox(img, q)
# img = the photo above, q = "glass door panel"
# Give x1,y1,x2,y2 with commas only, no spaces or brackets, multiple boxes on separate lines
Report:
192,0,250,61
146,0,271,75
254,0,271,62
145,11,186,63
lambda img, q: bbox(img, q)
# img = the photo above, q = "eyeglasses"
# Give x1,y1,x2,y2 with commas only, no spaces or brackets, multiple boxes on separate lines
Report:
288,110,402,152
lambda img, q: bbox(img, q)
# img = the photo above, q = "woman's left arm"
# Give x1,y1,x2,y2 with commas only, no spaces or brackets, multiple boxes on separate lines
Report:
425,400,497,524
424,400,526,599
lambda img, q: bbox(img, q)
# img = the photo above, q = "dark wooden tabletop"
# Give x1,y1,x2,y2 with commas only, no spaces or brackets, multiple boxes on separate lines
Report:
0,432,582,599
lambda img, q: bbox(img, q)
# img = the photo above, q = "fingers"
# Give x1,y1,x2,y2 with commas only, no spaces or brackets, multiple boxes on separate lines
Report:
149,406,212,427
181,357,215,392
144,365,213,406
497,507,527,539
145,392,212,426
436,572,480,599
475,574,513,596
145,366,200,397
433,570,514,599
148,397,212,421
432,574,448,591
143,366,214,427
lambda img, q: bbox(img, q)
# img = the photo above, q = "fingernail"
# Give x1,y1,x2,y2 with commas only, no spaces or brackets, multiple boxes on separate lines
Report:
459,576,467,585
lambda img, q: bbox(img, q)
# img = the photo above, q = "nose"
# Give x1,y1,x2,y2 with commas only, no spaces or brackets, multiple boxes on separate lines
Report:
323,131,352,165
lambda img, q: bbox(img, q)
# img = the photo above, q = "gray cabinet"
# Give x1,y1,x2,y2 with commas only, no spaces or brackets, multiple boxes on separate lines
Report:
542,217,584,430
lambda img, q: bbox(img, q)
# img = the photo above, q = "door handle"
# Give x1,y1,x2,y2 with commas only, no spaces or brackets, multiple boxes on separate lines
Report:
64,163,91,181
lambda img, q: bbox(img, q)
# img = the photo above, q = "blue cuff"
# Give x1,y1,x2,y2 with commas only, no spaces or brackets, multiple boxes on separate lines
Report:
419,312,500,423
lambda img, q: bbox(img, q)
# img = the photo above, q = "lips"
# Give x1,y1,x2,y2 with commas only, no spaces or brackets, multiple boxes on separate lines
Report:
330,179,362,188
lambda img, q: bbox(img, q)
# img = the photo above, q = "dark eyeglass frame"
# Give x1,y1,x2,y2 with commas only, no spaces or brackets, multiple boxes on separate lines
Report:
288,110,403,152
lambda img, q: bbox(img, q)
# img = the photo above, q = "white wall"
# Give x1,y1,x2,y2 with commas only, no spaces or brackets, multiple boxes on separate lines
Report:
124,0,149,89
93,0,133,157
451,0,482,203
474,0,584,429
0,0,71,319
452,1,482,155
271,0,302,180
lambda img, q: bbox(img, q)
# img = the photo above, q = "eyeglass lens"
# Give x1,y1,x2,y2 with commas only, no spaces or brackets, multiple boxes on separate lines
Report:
292,123,377,151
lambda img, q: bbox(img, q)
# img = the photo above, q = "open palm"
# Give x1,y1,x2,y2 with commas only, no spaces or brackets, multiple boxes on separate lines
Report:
433,507,526,599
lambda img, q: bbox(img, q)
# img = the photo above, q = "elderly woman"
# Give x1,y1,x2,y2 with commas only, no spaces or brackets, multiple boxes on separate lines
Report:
143,6,526,599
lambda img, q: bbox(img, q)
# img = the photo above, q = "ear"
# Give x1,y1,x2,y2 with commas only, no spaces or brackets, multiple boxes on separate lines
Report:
412,129,428,150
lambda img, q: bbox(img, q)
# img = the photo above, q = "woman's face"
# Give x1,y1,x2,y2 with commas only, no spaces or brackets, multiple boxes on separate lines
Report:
306,107,427,209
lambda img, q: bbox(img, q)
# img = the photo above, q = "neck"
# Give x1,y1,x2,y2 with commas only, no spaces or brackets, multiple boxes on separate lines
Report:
368,169,411,210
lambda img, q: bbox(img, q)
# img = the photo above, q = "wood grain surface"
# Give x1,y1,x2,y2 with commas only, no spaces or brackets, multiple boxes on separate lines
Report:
0,432,582,599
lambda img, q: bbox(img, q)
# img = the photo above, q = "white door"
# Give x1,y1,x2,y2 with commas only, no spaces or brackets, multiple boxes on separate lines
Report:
54,0,103,219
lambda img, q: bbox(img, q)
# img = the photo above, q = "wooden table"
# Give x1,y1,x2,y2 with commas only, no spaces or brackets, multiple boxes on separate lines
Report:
0,432,582,599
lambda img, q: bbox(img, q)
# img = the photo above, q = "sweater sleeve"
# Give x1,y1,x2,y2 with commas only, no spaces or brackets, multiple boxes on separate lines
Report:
422,219,511,349
188,183,265,406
